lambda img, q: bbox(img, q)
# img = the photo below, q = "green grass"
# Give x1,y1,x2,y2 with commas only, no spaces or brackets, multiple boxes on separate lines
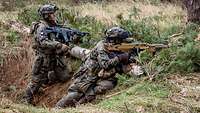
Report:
5,30,21,44
0,101,77,113
98,81,173,113
0,98,114,113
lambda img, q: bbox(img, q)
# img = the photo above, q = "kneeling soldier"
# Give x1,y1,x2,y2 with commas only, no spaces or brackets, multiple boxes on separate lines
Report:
55,27,144,108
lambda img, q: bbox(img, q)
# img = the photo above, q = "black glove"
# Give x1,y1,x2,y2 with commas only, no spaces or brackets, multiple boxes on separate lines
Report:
117,53,129,64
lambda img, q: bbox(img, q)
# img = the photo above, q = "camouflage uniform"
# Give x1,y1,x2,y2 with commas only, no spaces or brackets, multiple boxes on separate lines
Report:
25,4,71,104
55,27,131,108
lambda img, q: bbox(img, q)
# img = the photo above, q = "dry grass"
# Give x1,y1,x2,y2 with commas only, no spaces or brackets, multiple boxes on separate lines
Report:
72,1,134,25
70,1,185,26
0,1,185,26
0,11,18,21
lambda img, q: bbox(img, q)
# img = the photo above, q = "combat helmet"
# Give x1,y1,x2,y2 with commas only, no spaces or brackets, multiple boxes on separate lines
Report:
105,27,130,43
38,4,58,19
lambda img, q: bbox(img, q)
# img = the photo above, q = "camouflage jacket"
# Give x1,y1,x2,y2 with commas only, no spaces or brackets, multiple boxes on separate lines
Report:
31,20,63,55
69,40,121,93
73,40,120,79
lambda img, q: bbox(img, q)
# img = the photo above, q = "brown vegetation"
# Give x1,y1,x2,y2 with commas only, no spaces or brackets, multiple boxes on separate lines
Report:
183,0,200,23
0,20,32,102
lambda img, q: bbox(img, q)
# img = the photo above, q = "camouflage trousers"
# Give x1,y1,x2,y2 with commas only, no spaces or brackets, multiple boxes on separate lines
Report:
55,74,117,108
25,54,71,104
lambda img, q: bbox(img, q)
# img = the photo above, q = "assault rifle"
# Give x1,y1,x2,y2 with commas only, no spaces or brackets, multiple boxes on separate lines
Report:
45,26,89,44
104,43,169,54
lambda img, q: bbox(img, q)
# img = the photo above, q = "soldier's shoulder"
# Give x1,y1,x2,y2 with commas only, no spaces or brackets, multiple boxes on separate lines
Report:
30,21,47,33
38,21,49,28
95,40,103,48
96,40,107,51
88,40,104,56
30,21,40,34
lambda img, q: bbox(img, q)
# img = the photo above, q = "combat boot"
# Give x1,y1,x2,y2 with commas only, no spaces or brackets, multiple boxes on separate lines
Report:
24,90,34,105
55,91,83,108
76,95,95,105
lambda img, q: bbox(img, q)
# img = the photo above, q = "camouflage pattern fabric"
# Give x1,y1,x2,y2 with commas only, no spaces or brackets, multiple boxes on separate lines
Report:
25,20,71,104
55,40,120,108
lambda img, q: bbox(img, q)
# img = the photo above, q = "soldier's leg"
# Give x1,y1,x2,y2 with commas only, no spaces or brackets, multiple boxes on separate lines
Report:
56,76,96,107
54,65,71,82
77,86,96,105
25,77,48,104
25,56,48,104
94,77,118,94
50,57,71,83
77,77,117,104
55,90,83,108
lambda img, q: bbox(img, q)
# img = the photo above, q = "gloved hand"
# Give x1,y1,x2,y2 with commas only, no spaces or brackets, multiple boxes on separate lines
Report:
117,53,129,63
61,44,69,52
57,44,69,54
128,64,144,77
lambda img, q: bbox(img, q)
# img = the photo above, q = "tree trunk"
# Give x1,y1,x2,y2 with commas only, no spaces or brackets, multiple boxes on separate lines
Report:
183,0,200,23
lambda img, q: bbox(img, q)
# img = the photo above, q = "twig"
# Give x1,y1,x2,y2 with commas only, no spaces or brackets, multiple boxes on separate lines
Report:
105,91,123,99
155,22,161,39
169,32,183,38
149,68,164,81
124,102,130,113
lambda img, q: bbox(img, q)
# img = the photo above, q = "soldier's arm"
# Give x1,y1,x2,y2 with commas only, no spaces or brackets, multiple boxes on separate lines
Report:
97,49,120,69
36,25,62,50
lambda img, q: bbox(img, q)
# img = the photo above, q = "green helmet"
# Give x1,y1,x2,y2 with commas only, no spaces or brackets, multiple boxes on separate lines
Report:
105,27,130,43
38,4,58,18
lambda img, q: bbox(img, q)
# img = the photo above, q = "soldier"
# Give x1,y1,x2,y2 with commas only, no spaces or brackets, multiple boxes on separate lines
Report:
55,27,144,108
25,4,72,104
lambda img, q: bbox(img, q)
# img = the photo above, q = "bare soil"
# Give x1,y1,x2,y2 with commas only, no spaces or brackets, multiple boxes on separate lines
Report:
0,36,32,101
33,81,72,107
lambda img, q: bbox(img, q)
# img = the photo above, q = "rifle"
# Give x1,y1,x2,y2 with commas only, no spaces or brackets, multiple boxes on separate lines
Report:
104,43,169,54
45,26,89,44
104,43,169,78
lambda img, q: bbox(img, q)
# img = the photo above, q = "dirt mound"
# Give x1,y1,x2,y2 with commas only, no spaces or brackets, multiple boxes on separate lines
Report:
33,81,72,107
0,34,31,98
